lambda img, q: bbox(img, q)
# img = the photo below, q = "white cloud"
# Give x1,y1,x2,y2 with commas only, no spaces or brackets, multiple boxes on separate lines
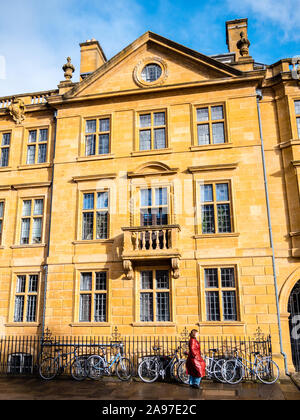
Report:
226,0,300,41
0,0,144,96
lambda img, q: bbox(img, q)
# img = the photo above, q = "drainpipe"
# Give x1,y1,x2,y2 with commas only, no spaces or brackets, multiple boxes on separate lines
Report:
41,109,58,342
256,89,289,375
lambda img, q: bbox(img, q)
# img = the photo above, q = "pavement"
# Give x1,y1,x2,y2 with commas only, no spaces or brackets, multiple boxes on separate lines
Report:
0,375,299,400
291,372,300,390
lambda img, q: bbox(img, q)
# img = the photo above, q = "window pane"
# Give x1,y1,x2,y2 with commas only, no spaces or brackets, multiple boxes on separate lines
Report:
79,294,91,322
86,120,96,133
152,207,168,225
85,135,96,156
221,268,235,288
14,296,24,322
39,129,48,142
222,291,237,321
297,117,300,139
140,293,153,322
97,192,108,209
2,133,11,146
26,295,37,322
156,292,170,321
140,208,153,226
140,114,151,128
154,112,165,126
197,124,210,145
16,275,26,293
216,184,229,202
38,144,47,163
28,131,37,143
0,148,9,167
139,130,151,150
28,275,38,292
295,101,300,115
26,145,36,164
217,204,231,233
141,271,153,290
155,188,167,206
82,212,94,240
80,273,92,291
197,108,209,122
201,184,213,202
94,294,106,322
212,122,225,144
141,64,162,82
32,218,42,243
141,189,152,207
206,291,220,321
201,205,215,234
0,220,2,243
20,219,30,244
211,106,224,120
95,272,107,291
99,118,110,132
154,128,166,149
156,270,169,289
204,268,218,288
0,201,4,218
83,194,94,210
34,199,43,215
96,212,108,239
22,201,32,216
99,134,109,154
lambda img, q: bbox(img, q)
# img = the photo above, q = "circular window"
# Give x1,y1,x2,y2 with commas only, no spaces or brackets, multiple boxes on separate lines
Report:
141,64,162,83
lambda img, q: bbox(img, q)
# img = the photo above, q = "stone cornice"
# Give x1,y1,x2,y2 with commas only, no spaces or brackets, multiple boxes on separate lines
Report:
188,163,239,173
72,173,117,183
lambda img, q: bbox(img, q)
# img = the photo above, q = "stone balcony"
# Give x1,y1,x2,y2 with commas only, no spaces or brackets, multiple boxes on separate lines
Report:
121,225,181,280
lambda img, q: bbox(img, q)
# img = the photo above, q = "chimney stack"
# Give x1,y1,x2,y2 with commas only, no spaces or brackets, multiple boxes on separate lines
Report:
226,18,249,60
79,39,107,81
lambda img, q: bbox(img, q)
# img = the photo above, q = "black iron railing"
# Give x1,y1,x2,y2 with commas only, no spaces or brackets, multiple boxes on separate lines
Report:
0,329,272,379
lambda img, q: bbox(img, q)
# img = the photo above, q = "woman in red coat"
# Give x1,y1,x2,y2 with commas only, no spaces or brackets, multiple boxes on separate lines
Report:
186,329,206,388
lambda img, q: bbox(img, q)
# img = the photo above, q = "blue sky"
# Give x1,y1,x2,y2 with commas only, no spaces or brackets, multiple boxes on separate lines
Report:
0,0,299,96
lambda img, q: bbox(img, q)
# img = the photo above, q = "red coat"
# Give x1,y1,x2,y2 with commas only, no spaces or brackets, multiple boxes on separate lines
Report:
186,337,206,378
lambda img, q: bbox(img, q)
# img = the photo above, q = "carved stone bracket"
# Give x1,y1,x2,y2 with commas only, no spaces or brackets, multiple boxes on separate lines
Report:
7,97,25,125
171,257,180,279
123,259,133,280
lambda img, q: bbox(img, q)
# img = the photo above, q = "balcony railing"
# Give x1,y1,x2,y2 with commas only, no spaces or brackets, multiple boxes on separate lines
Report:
122,225,181,256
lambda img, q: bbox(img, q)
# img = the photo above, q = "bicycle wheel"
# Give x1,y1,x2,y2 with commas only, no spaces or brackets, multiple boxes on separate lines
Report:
87,355,105,380
39,357,59,380
177,360,189,384
116,357,133,381
71,357,88,381
138,358,159,383
256,359,280,385
223,359,244,384
170,360,184,383
213,359,227,383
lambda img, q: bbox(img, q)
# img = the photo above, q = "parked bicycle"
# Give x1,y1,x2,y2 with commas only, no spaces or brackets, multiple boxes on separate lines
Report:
87,343,133,381
39,346,87,381
177,348,228,384
138,345,187,383
222,347,280,385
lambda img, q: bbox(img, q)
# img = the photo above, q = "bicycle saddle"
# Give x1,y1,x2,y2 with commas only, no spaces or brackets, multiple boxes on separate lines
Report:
152,346,161,351
209,348,218,353
54,348,63,352
252,351,261,356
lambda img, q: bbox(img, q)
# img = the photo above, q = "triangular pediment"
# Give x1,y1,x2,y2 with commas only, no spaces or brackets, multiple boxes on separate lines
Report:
64,32,243,100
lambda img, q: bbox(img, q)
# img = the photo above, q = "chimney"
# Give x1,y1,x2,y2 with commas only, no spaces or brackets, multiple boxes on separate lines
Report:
79,39,107,81
226,18,250,60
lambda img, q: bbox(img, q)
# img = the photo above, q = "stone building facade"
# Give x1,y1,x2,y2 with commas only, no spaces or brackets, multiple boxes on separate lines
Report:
0,18,300,373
